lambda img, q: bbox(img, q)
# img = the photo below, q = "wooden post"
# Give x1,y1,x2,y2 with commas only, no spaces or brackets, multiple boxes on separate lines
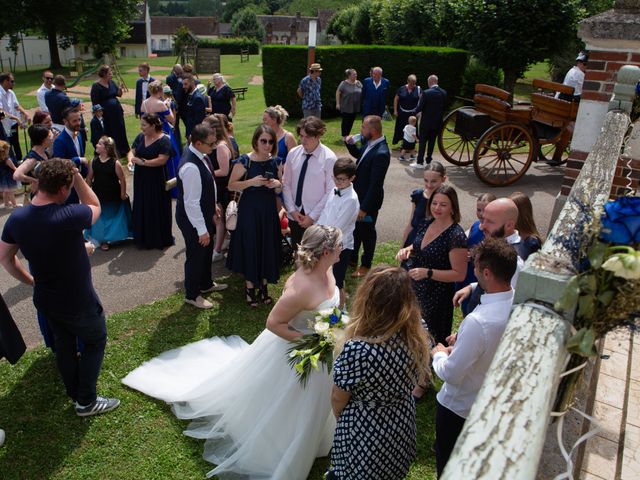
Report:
307,19,317,68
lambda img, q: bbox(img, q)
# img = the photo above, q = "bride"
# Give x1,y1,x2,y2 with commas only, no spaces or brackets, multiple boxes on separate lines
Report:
123,224,343,479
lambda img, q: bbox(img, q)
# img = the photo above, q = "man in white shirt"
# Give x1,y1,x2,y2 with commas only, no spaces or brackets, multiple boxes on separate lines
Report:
0,72,31,159
317,157,359,306
433,237,517,476
36,71,54,112
557,52,587,102
175,124,227,309
282,116,336,250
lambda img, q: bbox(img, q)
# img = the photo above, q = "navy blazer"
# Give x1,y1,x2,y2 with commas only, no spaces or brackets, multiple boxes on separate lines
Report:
134,76,155,116
415,86,447,130
361,77,390,117
90,116,104,147
346,138,391,214
182,89,207,139
45,88,72,124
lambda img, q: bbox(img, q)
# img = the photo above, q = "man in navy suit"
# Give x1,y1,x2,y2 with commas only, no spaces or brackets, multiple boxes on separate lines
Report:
345,115,391,277
53,107,89,203
45,75,72,130
361,67,390,117
134,62,154,118
411,74,447,168
181,73,207,140
176,124,227,309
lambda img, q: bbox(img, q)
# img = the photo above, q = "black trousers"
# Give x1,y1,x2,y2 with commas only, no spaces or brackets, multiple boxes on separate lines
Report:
43,301,107,406
179,222,214,300
333,248,352,289
340,112,357,138
435,400,466,477
417,126,439,164
8,126,22,160
393,111,411,144
352,214,377,268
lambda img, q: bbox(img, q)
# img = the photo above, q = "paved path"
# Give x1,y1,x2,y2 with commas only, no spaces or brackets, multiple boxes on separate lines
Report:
0,151,564,349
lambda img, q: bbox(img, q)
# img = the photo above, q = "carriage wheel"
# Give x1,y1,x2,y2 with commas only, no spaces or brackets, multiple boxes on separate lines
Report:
437,108,477,166
473,123,535,187
537,143,570,165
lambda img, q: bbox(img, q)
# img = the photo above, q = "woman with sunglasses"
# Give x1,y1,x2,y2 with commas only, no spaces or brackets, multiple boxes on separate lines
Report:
226,124,282,307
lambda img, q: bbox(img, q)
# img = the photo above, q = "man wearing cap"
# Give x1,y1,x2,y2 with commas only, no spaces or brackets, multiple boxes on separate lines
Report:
558,53,587,102
45,75,72,131
298,63,322,119
90,105,104,148
36,70,54,112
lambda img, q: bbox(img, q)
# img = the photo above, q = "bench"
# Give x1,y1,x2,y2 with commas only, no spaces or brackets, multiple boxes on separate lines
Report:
240,49,249,63
232,87,248,100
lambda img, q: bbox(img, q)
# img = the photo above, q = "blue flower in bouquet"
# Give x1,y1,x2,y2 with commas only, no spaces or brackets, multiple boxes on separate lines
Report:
600,197,640,245
329,313,340,325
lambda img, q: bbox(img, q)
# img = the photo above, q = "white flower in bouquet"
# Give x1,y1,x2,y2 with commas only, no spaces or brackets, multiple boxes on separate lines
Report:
318,308,335,317
314,321,330,334
341,314,351,325
602,251,640,280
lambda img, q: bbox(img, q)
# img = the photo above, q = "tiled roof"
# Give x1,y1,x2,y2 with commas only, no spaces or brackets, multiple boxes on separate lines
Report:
151,16,219,36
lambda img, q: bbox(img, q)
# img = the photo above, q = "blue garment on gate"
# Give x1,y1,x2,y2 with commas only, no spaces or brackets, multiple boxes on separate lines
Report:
135,76,155,116
157,109,181,198
361,77,390,117
45,88,72,125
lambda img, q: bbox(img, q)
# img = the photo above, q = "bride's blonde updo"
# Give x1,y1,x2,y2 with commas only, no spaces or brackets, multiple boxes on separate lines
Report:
295,225,342,271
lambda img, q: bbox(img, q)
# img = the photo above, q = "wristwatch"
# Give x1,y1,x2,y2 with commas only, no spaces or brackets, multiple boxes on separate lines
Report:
427,268,433,280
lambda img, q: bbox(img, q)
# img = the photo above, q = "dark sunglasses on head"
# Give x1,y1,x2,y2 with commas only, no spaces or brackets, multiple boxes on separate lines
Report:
259,138,275,145
45,77,54,80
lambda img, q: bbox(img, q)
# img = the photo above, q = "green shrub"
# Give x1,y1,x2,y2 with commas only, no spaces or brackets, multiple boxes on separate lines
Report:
262,45,469,118
198,37,260,55
460,58,503,99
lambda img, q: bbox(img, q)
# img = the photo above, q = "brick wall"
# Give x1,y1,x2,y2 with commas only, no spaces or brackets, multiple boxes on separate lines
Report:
561,50,640,198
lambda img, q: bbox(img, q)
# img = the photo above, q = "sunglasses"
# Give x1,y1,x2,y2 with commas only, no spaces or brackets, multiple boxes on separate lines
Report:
259,138,275,145
204,141,216,147
45,77,54,81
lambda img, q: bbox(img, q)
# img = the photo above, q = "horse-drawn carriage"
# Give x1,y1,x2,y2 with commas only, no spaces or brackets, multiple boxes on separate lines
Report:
437,80,578,186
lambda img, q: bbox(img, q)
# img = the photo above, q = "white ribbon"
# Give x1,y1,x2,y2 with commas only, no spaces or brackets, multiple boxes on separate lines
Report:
551,406,601,480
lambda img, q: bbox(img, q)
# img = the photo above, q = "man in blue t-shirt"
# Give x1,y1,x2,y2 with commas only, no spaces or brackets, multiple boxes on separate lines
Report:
298,63,322,119
0,159,120,417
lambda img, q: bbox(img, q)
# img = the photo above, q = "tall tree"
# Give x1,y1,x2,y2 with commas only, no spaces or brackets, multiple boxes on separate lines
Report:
443,0,581,93
230,7,266,40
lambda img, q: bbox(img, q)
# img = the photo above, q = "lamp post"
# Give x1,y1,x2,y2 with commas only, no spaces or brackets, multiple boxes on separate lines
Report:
307,19,317,67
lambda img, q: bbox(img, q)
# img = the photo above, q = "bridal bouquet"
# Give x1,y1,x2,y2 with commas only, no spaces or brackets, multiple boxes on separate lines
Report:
287,308,350,387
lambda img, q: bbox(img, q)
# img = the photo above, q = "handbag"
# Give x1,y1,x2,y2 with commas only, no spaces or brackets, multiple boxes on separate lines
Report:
225,155,251,231
165,177,177,191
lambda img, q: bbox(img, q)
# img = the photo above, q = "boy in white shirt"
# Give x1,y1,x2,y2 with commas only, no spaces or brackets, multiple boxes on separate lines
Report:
399,115,417,162
317,157,359,307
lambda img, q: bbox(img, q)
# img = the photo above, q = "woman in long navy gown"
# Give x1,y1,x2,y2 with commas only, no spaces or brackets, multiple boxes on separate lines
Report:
90,65,129,157
127,114,174,250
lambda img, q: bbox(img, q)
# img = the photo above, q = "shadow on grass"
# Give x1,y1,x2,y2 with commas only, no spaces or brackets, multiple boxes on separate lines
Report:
0,353,90,480
145,303,202,358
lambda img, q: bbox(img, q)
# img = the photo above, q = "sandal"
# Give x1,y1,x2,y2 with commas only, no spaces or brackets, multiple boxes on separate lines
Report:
260,284,273,305
100,243,110,251
245,287,259,308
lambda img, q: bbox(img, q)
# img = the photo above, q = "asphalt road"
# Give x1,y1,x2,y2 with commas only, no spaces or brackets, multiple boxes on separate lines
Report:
0,151,564,349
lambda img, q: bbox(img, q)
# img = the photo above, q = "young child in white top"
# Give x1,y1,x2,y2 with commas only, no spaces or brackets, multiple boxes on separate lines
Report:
399,115,418,161
317,157,359,307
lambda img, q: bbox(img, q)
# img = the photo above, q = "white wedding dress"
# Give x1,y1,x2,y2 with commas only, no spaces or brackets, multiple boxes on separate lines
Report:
122,287,340,479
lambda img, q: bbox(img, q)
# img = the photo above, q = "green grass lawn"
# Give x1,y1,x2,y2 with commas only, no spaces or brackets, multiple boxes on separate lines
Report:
2,54,470,479
0,242,453,480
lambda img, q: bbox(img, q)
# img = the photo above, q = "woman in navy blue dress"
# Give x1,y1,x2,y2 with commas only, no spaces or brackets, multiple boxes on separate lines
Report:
90,65,129,157
392,75,421,145
127,114,174,250
207,73,236,119
226,125,282,307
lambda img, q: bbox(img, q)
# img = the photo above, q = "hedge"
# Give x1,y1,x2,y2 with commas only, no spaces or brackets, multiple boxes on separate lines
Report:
198,37,260,55
262,45,469,118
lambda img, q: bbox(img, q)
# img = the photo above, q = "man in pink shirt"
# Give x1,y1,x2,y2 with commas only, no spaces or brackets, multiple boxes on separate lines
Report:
282,116,337,250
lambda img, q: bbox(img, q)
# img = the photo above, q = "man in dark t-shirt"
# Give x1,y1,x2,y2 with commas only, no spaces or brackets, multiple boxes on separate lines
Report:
0,159,120,417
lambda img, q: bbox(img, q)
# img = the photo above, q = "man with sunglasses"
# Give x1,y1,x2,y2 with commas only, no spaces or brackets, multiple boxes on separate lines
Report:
0,72,30,159
181,73,207,140
36,71,55,112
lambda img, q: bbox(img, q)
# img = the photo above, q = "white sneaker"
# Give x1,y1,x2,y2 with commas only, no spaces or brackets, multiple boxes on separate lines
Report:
0,428,5,447
409,162,425,169
398,155,406,162
185,296,214,309
212,250,225,263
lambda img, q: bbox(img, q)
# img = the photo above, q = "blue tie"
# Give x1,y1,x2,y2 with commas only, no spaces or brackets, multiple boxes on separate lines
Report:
295,153,312,208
